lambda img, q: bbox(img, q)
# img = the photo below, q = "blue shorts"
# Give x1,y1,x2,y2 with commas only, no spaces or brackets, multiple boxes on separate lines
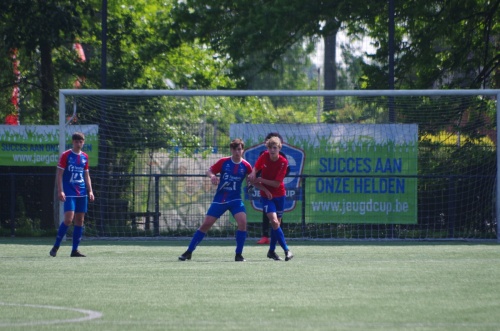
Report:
64,196,88,213
207,200,246,219
261,196,285,219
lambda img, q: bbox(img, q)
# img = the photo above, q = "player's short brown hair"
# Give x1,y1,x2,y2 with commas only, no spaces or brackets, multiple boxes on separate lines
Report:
230,138,244,149
72,132,85,141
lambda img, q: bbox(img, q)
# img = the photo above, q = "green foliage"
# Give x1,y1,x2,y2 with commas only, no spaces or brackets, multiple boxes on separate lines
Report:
0,196,48,237
418,131,495,237
337,43,365,90
1,0,497,126
359,0,500,89
0,0,96,122
170,0,334,87
0,0,241,124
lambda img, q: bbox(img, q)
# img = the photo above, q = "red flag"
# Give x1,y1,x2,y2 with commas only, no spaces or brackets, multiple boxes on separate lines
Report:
7,48,20,125
73,43,86,62
73,43,86,88
5,113,19,125
10,48,20,109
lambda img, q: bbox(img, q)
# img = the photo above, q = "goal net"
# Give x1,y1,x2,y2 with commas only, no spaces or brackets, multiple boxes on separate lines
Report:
58,89,499,240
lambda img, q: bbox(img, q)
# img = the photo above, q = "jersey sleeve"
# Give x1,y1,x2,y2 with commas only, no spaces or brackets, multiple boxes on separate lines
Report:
83,152,90,171
57,151,69,170
243,159,252,174
209,157,228,174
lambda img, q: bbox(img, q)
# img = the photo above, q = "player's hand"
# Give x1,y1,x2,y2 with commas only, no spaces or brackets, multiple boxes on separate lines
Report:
247,172,256,183
210,175,219,185
58,192,66,202
264,190,272,200
89,192,95,202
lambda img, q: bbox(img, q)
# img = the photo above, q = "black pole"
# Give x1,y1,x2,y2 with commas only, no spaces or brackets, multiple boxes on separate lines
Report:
301,177,306,238
101,0,107,89
10,174,16,237
388,0,395,122
154,175,160,236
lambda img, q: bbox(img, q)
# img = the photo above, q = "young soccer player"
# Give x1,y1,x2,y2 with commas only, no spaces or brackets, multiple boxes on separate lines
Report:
255,132,290,245
178,138,252,262
248,136,293,261
50,132,94,257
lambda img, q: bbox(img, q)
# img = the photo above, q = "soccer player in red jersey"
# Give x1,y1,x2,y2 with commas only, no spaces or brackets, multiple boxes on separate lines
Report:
50,132,94,257
248,136,293,261
255,132,289,245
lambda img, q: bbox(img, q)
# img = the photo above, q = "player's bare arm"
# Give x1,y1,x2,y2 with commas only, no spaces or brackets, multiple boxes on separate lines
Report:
56,168,66,202
254,177,280,188
85,171,95,202
206,169,219,185
247,168,257,183
252,182,272,199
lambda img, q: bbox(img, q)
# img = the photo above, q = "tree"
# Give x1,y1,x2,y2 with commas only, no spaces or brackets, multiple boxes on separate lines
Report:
246,41,317,91
169,0,389,124
0,0,95,123
170,0,371,87
358,0,500,89
0,0,240,123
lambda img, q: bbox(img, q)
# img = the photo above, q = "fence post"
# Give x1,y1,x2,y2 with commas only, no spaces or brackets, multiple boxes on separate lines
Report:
10,174,15,237
301,176,306,238
496,92,500,243
447,176,457,238
154,175,160,236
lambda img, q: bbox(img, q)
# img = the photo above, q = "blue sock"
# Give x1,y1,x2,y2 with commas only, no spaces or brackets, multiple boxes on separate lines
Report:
54,223,69,247
187,230,206,252
235,230,246,254
270,229,278,251
72,226,83,251
275,227,289,252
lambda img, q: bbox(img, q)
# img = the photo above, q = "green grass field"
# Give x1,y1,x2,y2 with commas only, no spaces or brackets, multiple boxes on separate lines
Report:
1,238,499,331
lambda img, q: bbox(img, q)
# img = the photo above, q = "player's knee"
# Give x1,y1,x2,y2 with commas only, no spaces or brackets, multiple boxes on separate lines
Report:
270,219,280,229
200,217,217,232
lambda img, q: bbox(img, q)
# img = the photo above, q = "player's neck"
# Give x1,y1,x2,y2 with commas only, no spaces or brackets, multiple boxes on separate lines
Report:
269,154,279,161
231,156,241,163
72,148,82,154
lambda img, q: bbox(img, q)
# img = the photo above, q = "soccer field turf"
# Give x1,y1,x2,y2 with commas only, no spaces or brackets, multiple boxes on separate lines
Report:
1,238,499,331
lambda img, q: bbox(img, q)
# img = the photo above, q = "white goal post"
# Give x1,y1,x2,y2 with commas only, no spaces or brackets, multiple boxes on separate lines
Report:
58,89,500,241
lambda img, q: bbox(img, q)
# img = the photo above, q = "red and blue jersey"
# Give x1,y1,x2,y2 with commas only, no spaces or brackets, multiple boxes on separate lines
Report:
210,157,252,204
57,149,90,197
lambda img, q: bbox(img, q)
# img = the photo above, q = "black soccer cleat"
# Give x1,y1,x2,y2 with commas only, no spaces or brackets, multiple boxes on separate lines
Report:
285,250,294,261
49,246,59,257
235,254,246,262
267,250,282,261
70,250,86,257
178,251,192,261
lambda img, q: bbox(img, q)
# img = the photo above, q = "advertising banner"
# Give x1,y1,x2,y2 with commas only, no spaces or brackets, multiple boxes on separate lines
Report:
0,125,98,166
231,124,418,224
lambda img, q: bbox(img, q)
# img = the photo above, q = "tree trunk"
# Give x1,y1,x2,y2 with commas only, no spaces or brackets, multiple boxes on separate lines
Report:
323,30,338,118
39,39,56,123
